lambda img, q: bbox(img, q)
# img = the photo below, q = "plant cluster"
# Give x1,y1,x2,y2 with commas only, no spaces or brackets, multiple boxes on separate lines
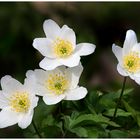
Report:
0,19,140,138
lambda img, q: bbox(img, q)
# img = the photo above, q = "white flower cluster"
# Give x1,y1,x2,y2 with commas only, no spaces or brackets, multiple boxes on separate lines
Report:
0,19,96,129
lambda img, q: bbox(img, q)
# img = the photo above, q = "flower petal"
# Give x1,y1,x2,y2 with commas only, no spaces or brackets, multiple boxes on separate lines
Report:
43,19,60,39
39,57,61,70
134,77,140,85
31,96,39,108
64,86,87,100
75,43,96,56
60,25,76,48
1,75,23,97
33,38,55,58
123,30,137,55
112,44,123,64
0,107,18,128
132,43,140,53
117,64,128,76
59,54,80,67
67,63,83,89
24,70,36,89
18,110,33,129
25,69,53,96
25,69,45,87
129,74,135,80
43,94,65,105
0,91,9,108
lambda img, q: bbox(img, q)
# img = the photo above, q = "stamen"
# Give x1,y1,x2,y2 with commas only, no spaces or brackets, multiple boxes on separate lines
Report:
45,72,69,95
9,92,30,113
123,51,140,73
53,38,73,58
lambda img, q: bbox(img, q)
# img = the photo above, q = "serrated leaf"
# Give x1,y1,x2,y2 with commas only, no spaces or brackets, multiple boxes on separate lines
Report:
71,127,88,137
104,108,131,117
122,100,137,121
122,100,140,127
69,114,119,128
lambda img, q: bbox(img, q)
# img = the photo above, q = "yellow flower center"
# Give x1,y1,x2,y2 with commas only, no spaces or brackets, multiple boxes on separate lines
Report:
123,51,140,73
45,73,69,95
53,38,73,58
9,92,30,113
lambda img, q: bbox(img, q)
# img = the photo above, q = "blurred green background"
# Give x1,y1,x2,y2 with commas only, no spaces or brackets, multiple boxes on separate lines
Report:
1,2,140,137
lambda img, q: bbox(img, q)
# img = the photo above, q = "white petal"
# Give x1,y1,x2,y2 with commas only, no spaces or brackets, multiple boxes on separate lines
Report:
25,69,50,96
31,96,39,108
1,75,23,97
18,110,33,129
67,63,83,89
39,57,61,70
24,70,36,89
132,43,140,53
134,77,140,85
25,70,34,79
43,94,65,105
133,71,140,77
43,19,60,39
60,25,76,48
112,44,123,64
123,30,137,55
59,54,80,67
25,69,45,86
0,91,9,108
64,87,87,101
33,38,55,58
0,107,18,128
75,43,96,56
117,64,128,76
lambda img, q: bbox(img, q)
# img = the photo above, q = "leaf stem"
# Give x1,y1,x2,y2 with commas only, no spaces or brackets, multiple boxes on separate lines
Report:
112,77,127,120
32,119,42,138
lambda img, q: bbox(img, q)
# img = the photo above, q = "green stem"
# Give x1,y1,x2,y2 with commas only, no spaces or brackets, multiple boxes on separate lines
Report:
32,120,42,138
112,77,127,120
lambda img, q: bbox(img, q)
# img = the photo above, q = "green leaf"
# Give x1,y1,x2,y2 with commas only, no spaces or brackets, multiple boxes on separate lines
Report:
99,88,133,110
104,108,131,117
99,94,116,109
84,91,100,114
41,114,55,127
122,100,140,127
69,114,120,128
118,88,133,96
71,126,102,138
110,130,128,138
42,126,62,138
84,99,97,114
122,100,137,120
71,127,88,137
86,127,99,138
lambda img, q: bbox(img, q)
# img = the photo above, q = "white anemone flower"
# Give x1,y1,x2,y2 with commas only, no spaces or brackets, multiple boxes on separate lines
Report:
0,75,39,129
33,19,96,70
25,63,87,105
112,29,140,84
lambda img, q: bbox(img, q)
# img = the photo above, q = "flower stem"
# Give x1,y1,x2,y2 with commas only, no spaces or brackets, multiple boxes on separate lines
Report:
32,120,42,138
112,77,127,120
